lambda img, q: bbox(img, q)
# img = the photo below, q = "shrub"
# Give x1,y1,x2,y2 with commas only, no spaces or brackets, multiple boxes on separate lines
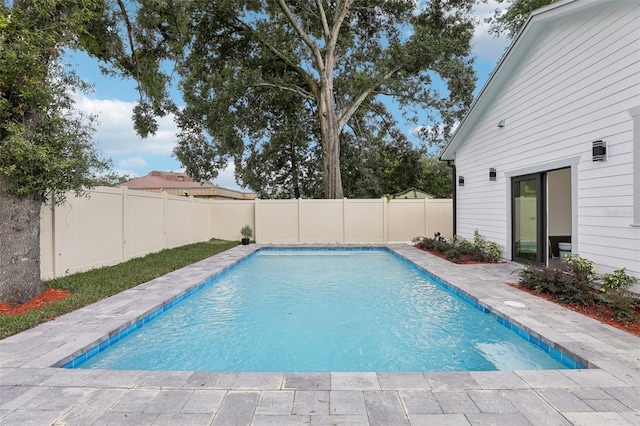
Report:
413,233,503,264
518,262,595,306
564,254,596,284
518,256,640,324
473,234,502,263
601,268,638,294
598,268,639,323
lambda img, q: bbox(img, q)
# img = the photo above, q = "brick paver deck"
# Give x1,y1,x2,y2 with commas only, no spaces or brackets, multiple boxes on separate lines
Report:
1,244,638,425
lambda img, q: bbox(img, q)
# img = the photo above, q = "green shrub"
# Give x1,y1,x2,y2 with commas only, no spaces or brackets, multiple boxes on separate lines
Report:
518,256,640,324
597,291,638,323
518,262,595,306
413,233,503,264
564,254,596,284
601,268,638,294
598,268,639,324
473,234,502,262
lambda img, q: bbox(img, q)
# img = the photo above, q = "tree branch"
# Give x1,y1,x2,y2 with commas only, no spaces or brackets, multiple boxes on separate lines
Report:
326,0,352,66
276,0,325,72
315,0,331,40
372,90,427,104
234,18,319,97
116,0,142,97
338,65,403,130
252,83,316,100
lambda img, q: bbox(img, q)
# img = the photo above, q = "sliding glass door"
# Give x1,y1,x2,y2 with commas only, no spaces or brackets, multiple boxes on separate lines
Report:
512,174,545,264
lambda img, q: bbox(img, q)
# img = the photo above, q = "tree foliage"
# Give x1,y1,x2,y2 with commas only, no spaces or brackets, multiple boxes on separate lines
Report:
92,0,477,198
0,0,112,305
484,0,558,39
419,154,452,199
0,0,110,203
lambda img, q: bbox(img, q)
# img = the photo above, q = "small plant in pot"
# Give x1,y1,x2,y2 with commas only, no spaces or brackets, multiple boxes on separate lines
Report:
240,225,253,245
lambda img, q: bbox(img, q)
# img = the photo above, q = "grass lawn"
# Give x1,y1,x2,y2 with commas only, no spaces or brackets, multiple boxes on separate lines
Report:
0,239,239,339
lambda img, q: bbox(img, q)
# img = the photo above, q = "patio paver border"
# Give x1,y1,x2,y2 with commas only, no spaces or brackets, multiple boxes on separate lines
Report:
1,243,639,425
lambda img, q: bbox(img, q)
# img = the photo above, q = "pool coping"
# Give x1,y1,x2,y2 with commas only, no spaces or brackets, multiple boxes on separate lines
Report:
1,243,639,425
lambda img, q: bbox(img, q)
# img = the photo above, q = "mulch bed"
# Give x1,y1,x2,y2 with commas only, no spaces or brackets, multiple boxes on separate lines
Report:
509,283,640,338
0,288,70,316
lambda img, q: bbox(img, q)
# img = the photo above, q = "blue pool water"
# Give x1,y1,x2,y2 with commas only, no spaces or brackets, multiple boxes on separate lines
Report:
74,249,576,372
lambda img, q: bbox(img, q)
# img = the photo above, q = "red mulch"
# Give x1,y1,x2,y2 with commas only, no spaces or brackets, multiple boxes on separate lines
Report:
0,288,70,316
414,245,501,264
509,283,640,338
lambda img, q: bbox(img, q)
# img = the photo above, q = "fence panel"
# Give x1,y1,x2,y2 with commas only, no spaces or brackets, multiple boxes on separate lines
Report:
125,191,165,259
192,199,213,243
165,196,195,249
49,187,124,277
425,199,454,238
299,199,344,242
40,191,452,279
387,199,427,241
344,199,385,242
255,199,299,242
211,200,255,241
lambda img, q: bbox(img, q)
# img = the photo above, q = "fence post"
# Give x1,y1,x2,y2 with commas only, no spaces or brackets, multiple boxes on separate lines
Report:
297,198,302,242
162,191,168,249
424,198,429,238
382,198,389,243
191,195,195,244
343,198,347,242
122,187,129,262
253,199,257,243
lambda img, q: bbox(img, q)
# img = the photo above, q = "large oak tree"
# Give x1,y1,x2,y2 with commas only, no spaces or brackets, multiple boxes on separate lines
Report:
101,0,477,199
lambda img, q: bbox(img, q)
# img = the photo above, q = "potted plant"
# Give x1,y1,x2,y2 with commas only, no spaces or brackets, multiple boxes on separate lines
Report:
240,225,253,245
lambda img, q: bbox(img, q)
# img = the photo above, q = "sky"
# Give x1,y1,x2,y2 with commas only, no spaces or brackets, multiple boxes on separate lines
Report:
69,1,510,192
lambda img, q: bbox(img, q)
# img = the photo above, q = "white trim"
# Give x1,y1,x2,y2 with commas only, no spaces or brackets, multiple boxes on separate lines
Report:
629,106,640,227
504,157,580,261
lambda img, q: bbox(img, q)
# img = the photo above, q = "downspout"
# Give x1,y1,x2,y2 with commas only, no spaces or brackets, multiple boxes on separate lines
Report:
446,160,457,236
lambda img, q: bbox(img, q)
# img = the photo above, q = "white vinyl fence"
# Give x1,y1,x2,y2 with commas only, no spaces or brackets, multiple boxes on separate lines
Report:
40,187,452,279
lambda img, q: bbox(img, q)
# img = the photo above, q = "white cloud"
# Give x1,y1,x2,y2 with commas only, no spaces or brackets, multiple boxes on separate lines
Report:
117,156,147,169
471,0,510,63
74,93,179,157
212,161,244,192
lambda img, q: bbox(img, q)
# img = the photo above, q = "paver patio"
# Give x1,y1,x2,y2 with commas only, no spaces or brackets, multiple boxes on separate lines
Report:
1,244,639,425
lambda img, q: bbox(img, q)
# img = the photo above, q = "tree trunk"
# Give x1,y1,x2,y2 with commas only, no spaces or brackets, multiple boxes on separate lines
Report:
318,84,344,199
0,179,44,305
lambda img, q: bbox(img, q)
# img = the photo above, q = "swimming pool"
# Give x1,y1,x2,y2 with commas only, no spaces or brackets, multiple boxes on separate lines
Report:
69,248,582,372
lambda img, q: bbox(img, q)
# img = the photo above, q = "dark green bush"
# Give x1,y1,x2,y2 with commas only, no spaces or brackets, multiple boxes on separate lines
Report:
518,256,639,324
413,233,503,264
518,262,595,306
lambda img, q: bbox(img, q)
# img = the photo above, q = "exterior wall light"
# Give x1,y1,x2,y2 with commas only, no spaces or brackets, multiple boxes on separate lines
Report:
497,120,506,128
592,140,607,161
458,176,465,186
489,168,497,181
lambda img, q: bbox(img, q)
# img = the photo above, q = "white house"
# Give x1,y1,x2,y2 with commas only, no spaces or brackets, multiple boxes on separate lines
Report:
440,0,640,283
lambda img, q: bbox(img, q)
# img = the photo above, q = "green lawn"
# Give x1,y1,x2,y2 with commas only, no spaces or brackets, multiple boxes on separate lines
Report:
0,239,239,339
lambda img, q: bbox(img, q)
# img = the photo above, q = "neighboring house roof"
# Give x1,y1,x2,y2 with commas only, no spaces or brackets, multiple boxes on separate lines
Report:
119,171,256,200
394,188,434,199
440,0,603,160
120,171,215,190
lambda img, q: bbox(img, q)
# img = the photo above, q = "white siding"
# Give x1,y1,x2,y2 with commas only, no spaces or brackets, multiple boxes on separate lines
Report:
454,0,640,277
